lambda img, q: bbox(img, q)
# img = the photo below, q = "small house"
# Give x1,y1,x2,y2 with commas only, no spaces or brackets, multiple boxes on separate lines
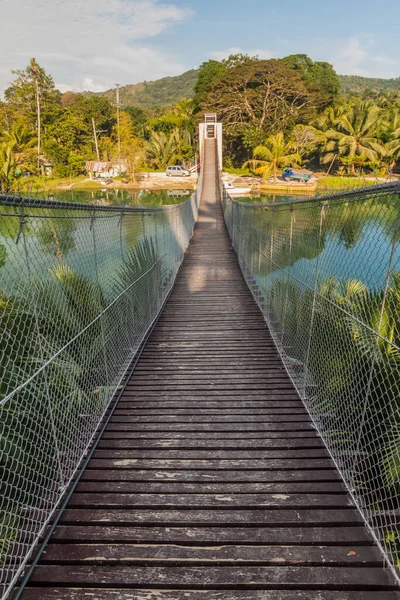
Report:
85,160,128,179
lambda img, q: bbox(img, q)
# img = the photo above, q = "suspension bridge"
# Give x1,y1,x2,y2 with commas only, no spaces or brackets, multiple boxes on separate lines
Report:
1,116,400,599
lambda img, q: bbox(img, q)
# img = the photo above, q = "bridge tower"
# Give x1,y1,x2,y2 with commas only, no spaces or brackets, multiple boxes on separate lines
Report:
199,113,223,170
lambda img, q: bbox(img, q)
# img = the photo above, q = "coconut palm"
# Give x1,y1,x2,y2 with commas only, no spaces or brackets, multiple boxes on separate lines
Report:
0,122,37,152
313,104,347,133
244,132,301,182
172,98,194,122
0,142,17,192
382,109,400,140
145,130,181,169
319,102,385,171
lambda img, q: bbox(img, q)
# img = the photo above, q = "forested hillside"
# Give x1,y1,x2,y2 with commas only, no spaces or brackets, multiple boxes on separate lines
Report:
85,71,400,109
87,69,198,107
339,74,400,94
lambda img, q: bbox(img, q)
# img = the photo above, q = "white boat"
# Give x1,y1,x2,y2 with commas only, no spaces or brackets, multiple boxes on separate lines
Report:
223,180,252,196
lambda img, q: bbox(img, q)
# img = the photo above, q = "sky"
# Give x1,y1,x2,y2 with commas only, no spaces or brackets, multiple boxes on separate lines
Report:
1,0,399,96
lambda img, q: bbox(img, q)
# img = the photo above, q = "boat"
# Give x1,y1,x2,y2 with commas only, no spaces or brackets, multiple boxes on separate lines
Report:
223,180,252,196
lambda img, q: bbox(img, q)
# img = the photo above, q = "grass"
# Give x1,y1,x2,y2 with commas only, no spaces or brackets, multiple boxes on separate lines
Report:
316,175,383,191
15,175,88,191
223,166,252,176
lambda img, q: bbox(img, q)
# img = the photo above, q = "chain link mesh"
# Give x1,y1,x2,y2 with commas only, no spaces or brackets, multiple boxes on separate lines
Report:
222,181,400,579
0,175,201,599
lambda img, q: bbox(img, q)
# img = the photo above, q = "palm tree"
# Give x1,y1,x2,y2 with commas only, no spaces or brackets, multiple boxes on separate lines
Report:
244,132,301,182
145,130,181,169
172,98,194,122
0,142,17,192
318,102,384,172
1,122,37,152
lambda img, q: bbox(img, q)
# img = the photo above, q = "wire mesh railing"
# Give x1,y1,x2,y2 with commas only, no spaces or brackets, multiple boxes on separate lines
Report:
0,174,201,599
222,181,400,579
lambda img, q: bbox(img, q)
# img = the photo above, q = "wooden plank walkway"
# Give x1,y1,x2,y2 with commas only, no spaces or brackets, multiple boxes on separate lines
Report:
20,139,400,599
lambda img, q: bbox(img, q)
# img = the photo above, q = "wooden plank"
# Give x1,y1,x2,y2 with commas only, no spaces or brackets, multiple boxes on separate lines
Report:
100,431,321,439
80,469,341,482
41,544,382,565
86,458,333,470
128,374,290,381
120,391,303,397
19,589,400,600
67,493,351,509
114,403,306,410
50,525,374,545
27,565,398,589
119,393,301,400
124,384,297,391
104,423,315,431
96,439,325,449
75,481,346,494
91,449,329,460
108,416,312,423
113,405,306,412
59,508,360,526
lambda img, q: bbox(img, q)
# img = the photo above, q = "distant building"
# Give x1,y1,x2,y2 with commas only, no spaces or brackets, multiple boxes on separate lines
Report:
14,153,53,176
85,160,128,179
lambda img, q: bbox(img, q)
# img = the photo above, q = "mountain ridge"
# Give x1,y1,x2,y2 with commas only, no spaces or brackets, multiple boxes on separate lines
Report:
80,70,400,108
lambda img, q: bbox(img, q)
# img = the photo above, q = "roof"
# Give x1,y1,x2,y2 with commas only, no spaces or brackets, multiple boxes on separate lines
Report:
85,161,112,172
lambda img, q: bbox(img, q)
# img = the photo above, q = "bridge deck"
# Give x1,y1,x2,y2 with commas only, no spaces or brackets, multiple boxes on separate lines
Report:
21,140,399,599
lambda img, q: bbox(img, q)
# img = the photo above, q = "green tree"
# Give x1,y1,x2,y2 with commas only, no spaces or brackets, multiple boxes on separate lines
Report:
146,130,181,169
318,102,385,171
291,124,325,160
200,59,319,142
244,132,301,181
111,112,145,182
0,122,37,152
280,54,340,105
0,142,17,192
4,59,60,132
193,60,227,111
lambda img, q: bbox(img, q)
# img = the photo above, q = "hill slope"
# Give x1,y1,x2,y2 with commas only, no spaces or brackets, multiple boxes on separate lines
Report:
94,69,198,107
82,70,400,108
339,74,400,94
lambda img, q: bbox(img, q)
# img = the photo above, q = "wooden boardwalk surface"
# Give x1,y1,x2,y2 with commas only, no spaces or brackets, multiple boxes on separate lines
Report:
21,140,399,599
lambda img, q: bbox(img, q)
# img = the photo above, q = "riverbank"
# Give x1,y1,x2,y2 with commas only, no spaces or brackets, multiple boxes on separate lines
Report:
226,173,398,195
16,173,198,194
14,172,398,197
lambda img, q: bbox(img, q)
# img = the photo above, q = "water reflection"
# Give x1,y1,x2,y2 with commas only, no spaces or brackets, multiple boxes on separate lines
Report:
24,188,192,207
0,189,192,296
244,194,400,290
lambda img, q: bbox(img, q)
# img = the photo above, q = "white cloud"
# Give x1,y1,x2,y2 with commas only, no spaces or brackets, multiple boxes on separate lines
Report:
209,47,274,61
332,35,373,76
373,56,396,66
332,35,398,79
0,0,193,94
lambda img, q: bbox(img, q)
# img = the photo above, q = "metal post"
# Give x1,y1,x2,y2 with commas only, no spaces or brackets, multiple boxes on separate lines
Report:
281,208,294,347
119,210,124,262
303,202,325,400
92,118,100,162
21,204,66,491
91,212,111,395
115,83,121,168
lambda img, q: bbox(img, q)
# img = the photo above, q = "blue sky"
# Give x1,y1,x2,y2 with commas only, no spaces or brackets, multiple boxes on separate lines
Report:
0,0,399,95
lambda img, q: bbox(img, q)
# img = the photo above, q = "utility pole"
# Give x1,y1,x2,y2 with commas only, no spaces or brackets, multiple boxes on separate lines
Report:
92,118,100,161
115,83,121,170
31,63,41,171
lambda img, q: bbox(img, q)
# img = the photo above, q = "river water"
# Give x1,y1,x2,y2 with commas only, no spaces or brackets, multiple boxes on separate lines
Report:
1,189,399,297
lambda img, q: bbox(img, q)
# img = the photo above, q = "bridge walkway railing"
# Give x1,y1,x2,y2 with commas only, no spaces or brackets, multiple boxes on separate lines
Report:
0,178,201,599
221,180,400,581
